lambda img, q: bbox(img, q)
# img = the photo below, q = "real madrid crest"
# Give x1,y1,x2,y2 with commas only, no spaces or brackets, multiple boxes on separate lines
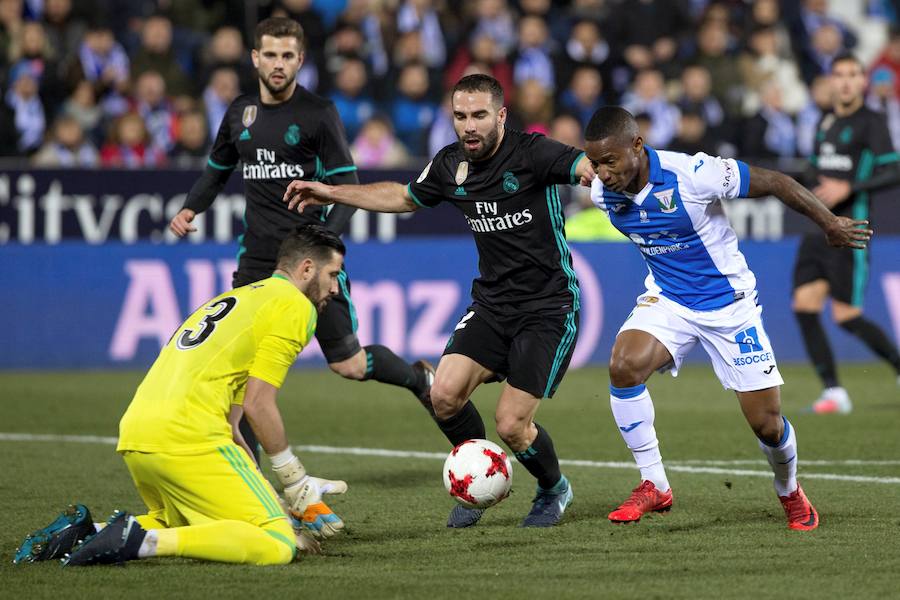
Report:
242,105,258,128
455,161,469,186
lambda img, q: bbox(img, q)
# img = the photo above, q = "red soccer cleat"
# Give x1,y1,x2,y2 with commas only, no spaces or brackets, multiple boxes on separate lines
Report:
608,480,673,523
779,484,819,531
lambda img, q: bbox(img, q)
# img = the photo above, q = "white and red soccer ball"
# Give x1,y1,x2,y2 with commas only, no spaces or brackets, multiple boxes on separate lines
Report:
442,439,513,509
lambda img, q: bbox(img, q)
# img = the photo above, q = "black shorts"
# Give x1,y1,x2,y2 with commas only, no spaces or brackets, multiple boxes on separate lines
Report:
793,234,869,306
444,304,579,399
233,258,361,363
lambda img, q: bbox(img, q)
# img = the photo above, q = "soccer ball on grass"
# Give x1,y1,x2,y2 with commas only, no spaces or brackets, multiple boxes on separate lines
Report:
442,439,513,509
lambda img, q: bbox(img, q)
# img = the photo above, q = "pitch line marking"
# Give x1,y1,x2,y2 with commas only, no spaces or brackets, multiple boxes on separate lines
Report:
1,433,899,485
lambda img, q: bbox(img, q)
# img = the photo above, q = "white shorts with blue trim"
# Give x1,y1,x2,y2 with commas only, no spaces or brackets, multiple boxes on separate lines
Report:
618,291,785,392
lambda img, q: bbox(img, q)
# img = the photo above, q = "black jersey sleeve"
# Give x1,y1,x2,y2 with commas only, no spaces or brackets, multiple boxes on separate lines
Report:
526,134,586,186
868,112,899,167
207,102,240,171
407,154,446,208
317,102,358,180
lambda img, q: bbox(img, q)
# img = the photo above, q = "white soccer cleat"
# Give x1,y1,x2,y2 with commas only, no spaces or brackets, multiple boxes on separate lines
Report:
809,386,852,414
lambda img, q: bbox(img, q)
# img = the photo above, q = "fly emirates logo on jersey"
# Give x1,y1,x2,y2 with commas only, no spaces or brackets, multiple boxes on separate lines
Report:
464,201,533,233
242,148,305,180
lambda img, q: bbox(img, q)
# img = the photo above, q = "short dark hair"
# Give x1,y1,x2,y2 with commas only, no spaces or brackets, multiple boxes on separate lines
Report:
452,74,504,108
584,106,639,142
255,17,304,51
831,51,863,71
276,224,345,271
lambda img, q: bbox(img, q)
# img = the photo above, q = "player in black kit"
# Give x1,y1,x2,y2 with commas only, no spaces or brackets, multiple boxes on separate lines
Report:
792,53,900,414
284,74,593,528
169,18,433,455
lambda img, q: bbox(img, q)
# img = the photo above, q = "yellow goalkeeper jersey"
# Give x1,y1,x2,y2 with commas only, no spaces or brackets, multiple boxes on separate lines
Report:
117,275,317,454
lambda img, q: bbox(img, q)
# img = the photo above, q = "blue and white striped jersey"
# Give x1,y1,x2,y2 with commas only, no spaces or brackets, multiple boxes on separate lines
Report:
590,146,755,311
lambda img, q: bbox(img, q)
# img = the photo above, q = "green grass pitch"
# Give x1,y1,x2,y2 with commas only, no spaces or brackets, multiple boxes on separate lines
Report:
2,364,899,599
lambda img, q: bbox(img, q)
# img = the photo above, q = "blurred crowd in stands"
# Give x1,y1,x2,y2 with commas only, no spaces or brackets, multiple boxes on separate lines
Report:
2,0,900,175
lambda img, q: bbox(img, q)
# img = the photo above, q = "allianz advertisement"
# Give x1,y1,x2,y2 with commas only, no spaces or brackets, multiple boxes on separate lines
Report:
2,239,899,369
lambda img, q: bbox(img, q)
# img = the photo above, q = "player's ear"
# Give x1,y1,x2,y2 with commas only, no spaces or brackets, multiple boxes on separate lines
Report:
632,135,643,155
298,51,305,69
251,48,259,69
497,106,507,126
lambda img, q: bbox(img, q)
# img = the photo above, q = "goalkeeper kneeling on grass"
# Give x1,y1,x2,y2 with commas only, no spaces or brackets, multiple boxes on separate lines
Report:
15,225,350,566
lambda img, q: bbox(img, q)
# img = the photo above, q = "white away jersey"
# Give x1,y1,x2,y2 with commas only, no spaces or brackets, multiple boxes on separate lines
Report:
590,146,755,311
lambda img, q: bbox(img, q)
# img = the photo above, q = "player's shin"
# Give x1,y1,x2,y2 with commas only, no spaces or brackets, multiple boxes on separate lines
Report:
610,384,669,492
511,423,563,490
435,400,486,446
757,416,798,497
361,345,424,392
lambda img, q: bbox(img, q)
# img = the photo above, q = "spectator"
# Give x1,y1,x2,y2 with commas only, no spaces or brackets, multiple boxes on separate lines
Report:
745,0,792,58
621,68,680,147
427,91,455,156
511,78,553,134
60,79,103,144
32,114,99,167
131,70,176,153
351,114,410,168
866,66,900,150
514,14,555,92
0,0,24,65
796,74,832,157
871,27,900,98
669,110,715,156
5,61,45,154
169,109,209,166
675,64,725,131
739,25,808,116
197,26,255,94
472,0,516,57
549,112,591,216
77,22,130,116
0,97,18,155
391,62,437,155
8,21,66,116
397,0,446,69
130,15,191,97
742,81,796,159
337,1,390,79
693,20,744,117
328,56,374,142
202,66,239,143
322,24,367,91
557,19,610,98
791,0,857,84
610,0,686,81
445,33,514,103
559,65,604,126
100,111,166,167
41,0,86,66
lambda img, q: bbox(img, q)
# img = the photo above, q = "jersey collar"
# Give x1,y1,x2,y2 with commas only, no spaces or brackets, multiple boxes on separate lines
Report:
629,146,665,206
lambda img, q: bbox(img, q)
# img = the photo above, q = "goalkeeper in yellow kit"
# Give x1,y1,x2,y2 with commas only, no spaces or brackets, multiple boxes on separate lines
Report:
15,225,349,567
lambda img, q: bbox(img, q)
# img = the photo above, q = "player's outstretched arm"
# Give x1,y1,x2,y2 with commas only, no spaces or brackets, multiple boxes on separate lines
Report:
745,164,873,249
283,180,418,214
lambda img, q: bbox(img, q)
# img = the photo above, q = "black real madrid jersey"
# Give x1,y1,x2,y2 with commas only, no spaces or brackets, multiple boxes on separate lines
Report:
811,105,899,221
207,86,357,262
408,130,585,314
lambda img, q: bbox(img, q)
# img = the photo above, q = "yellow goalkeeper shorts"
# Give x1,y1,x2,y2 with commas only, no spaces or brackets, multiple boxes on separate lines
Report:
121,443,294,551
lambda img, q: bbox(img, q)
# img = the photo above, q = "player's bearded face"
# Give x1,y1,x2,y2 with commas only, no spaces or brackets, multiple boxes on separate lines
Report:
831,62,865,106
253,35,302,96
307,255,343,312
452,91,506,160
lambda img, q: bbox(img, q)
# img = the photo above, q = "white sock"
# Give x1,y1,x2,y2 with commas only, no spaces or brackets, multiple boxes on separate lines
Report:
757,416,798,497
610,384,670,492
137,529,158,558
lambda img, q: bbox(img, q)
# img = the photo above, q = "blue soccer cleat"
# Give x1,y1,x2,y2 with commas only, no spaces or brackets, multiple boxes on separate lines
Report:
447,504,484,528
14,504,95,564
521,475,573,527
63,510,146,567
